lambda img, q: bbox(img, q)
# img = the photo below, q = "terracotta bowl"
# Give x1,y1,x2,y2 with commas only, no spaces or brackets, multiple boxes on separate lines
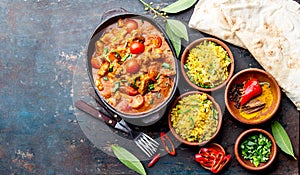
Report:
181,37,234,92
225,68,281,125
234,128,277,171
168,91,222,146
198,143,226,170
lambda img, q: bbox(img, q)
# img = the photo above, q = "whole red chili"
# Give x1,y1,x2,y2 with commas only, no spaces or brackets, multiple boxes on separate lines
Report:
240,78,262,106
160,132,176,156
147,153,160,168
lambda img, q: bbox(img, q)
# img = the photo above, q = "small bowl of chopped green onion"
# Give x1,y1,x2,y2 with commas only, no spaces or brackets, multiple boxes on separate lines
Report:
181,37,234,92
234,128,277,171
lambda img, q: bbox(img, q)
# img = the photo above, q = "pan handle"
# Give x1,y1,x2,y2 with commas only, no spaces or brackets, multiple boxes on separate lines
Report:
101,8,128,22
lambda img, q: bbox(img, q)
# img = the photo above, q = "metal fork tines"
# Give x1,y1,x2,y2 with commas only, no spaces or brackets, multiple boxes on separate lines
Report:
134,133,159,157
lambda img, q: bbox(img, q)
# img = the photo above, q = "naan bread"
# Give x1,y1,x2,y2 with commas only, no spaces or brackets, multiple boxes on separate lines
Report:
189,0,300,110
189,0,246,48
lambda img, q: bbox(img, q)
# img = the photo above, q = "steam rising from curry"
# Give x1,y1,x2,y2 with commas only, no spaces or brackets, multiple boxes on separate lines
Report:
91,18,176,114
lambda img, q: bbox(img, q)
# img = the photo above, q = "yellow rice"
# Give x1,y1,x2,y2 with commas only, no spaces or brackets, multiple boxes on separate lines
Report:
170,93,219,142
184,40,231,88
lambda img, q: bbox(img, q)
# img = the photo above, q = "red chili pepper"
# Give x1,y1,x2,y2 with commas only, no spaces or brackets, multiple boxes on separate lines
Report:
211,154,231,174
195,146,231,174
240,78,262,106
195,154,215,167
147,153,161,168
160,132,176,156
200,147,223,157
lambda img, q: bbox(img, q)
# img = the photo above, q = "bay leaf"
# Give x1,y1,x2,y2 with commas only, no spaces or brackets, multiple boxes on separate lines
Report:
166,19,189,42
166,21,181,57
161,0,198,13
271,121,297,160
111,145,147,175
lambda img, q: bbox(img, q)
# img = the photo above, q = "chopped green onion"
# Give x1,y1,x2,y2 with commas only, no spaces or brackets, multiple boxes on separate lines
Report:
189,116,194,129
133,77,139,89
112,82,120,92
121,53,132,62
155,73,161,80
157,93,161,98
162,62,171,69
103,77,108,81
212,108,218,120
103,47,111,63
109,63,114,72
149,98,153,104
148,83,155,91
184,64,189,70
104,47,108,54
183,109,191,113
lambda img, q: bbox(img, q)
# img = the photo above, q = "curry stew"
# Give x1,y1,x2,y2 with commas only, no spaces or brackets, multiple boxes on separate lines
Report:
91,18,176,114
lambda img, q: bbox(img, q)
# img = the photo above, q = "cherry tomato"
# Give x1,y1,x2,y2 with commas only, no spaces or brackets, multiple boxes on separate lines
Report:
130,95,144,109
130,42,145,54
91,58,100,69
148,35,162,48
126,59,140,73
127,86,138,96
125,19,138,33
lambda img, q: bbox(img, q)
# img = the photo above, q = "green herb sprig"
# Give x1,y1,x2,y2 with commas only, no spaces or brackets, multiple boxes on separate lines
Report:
138,0,167,19
271,121,297,160
138,0,197,57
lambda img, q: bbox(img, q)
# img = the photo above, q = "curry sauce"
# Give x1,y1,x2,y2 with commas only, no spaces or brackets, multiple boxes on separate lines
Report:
91,17,176,114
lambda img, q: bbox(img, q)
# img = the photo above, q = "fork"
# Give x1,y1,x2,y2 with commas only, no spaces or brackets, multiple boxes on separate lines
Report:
75,100,159,157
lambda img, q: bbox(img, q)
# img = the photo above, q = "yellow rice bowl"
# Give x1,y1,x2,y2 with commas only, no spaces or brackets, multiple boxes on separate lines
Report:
170,92,219,143
184,40,232,88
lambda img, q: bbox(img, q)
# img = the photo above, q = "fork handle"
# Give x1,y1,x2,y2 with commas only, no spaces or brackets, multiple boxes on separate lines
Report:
75,100,117,128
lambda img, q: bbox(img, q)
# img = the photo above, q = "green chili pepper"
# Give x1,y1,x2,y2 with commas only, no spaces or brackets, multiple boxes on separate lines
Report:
112,82,120,93
240,134,272,167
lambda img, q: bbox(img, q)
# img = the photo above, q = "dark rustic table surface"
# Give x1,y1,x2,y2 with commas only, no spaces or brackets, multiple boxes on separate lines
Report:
1,0,299,174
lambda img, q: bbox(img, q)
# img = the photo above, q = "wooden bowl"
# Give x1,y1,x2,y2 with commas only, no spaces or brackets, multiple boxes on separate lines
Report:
234,128,277,171
168,91,222,146
181,37,234,92
225,68,281,125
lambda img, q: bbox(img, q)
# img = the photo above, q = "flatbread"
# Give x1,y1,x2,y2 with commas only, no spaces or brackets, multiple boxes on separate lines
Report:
189,0,300,110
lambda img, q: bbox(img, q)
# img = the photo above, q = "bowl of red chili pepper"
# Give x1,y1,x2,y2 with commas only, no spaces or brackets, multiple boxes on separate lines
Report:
225,68,281,125
195,143,231,173
234,128,277,171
